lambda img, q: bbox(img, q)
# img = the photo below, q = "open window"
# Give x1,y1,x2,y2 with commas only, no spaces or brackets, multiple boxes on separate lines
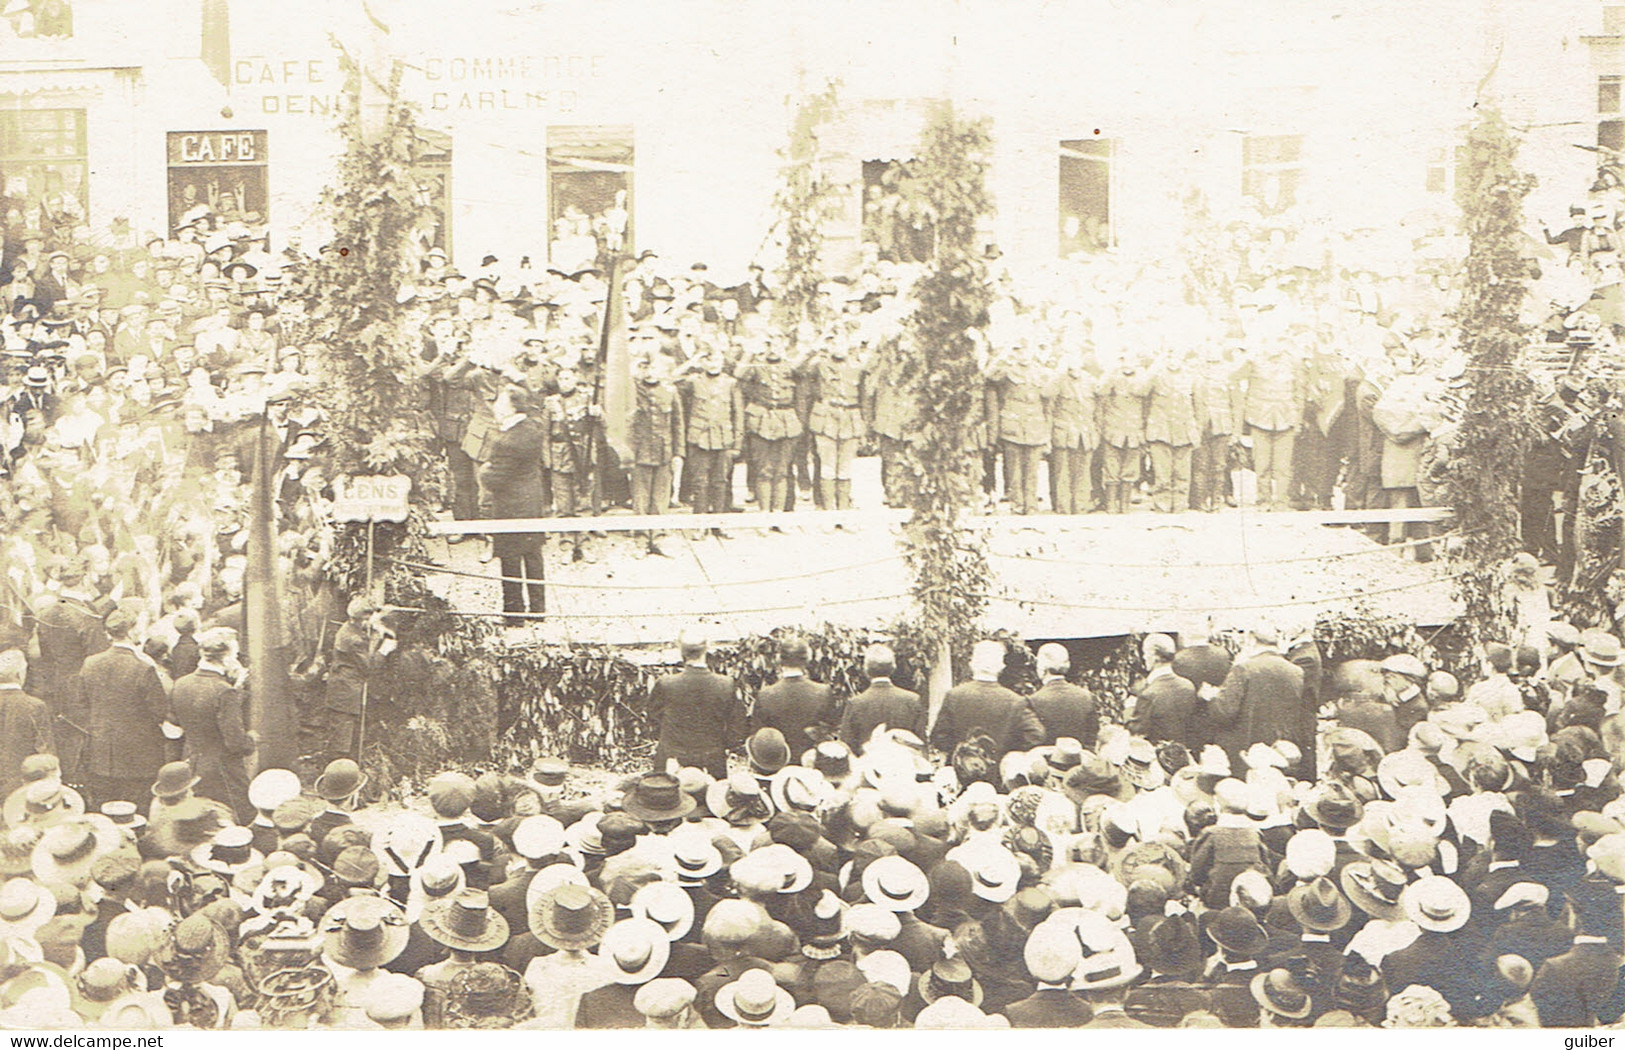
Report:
0,109,88,234
1059,138,1112,255
547,125,633,271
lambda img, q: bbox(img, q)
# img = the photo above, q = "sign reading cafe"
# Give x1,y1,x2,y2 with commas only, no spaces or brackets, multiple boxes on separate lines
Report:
165,131,271,237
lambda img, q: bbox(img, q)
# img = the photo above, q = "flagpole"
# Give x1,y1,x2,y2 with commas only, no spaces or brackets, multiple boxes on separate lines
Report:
247,407,296,771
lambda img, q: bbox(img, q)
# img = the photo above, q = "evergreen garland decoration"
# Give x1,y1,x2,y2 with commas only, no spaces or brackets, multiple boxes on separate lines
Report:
1443,106,1538,638
768,80,844,353
889,101,999,663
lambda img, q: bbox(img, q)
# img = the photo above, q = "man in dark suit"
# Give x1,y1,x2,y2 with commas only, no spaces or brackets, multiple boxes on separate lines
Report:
169,628,257,822
930,640,1044,759
644,628,744,778
1207,624,1309,776
478,384,548,618
27,559,108,780
1026,643,1099,747
1128,634,1197,748
1531,929,1625,1027
749,636,836,758
76,608,168,807
1173,629,1233,752
1379,877,1495,1022
839,644,924,750
0,649,52,800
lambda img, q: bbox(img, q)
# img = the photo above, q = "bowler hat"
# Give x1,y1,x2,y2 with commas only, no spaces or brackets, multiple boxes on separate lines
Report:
150,761,200,800
745,728,791,778
314,759,367,802
1201,905,1268,958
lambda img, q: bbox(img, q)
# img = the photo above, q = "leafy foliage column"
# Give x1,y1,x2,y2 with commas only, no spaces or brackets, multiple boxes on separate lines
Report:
769,81,843,353
1444,106,1537,634
303,56,444,598
890,102,998,722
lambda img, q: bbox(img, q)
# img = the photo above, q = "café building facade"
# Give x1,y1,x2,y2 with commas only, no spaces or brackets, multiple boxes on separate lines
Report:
0,0,1604,282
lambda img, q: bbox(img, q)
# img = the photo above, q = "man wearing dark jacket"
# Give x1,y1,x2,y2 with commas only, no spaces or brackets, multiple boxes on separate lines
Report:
76,608,168,807
1128,634,1197,748
169,628,257,822
839,645,924,750
930,641,1044,759
750,636,836,758
1207,624,1309,776
0,650,51,801
645,628,744,778
1026,643,1099,747
479,385,548,617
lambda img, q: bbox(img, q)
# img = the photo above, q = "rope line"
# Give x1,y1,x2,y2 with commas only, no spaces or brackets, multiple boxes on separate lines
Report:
982,569,1463,614
386,554,904,590
419,591,912,621
986,530,1460,570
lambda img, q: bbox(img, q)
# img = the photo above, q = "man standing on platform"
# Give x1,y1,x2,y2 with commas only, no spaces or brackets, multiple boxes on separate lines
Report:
1144,349,1199,513
987,346,1050,515
679,350,742,529
1045,352,1098,515
629,338,684,556
737,334,803,514
1237,338,1303,512
479,386,548,619
541,366,601,562
1098,353,1150,515
804,332,868,511
865,340,917,509
1192,342,1238,513
644,628,744,779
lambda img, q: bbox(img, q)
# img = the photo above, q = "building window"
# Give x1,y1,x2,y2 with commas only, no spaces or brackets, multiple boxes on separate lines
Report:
1,0,72,39
0,109,88,234
166,130,269,236
1241,134,1303,215
1606,5,1625,35
547,125,633,271
1601,76,1623,153
861,159,933,263
412,128,452,252
1059,138,1112,255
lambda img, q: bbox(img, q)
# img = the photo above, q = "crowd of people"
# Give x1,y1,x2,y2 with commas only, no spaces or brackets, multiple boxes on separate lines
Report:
0,614,1623,1029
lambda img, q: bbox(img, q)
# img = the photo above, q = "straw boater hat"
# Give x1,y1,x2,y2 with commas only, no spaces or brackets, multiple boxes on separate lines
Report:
98,801,146,835
529,883,613,952
630,882,696,942
769,766,830,814
596,918,671,985
31,819,120,885
511,815,567,862
860,856,930,912
706,773,775,826
247,769,303,814
668,831,724,886
714,968,794,1027
4,778,85,829
731,843,814,896
322,895,410,970
250,863,322,916
190,826,264,878
0,878,55,938
1401,875,1471,933
946,842,1023,904
420,890,510,954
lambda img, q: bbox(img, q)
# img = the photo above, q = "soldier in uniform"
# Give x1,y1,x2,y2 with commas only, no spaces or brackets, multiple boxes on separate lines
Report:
1192,342,1238,512
679,350,742,525
540,366,601,562
425,320,480,526
803,332,867,511
987,348,1050,515
1045,352,1098,515
629,335,684,555
1237,338,1304,511
1144,349,1200,513
1524,373,1586,563
737,334,803,514
479,385,548,616
864,336,917,508
1098,354,1150,515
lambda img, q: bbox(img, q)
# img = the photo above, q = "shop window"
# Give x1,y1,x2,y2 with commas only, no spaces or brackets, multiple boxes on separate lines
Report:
1601,76,1624,153
861,159,933,263
412,128,452,252
547,125,633,271
0,109,87,235
1,0,72,39
166,131,268,237
1059,138,1112,255
1241,134,1303,216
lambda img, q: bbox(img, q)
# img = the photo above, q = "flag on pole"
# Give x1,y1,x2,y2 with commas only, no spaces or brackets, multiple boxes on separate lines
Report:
599,259,632,464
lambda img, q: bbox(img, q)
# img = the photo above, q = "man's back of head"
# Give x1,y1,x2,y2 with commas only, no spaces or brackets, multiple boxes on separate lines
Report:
1143,634,1176,667
678,625,709,665
778,635,810,671
969,640,1006,682
1036,643,1070,679
863,644,896,682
